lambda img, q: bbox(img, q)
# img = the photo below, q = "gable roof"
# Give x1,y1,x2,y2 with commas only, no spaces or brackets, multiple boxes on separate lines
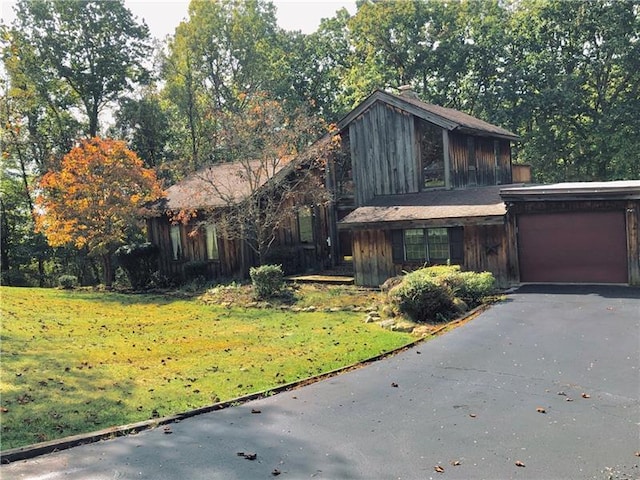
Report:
159,160,283,211
156,135,333,212
338,185,512,229
338,89,520,141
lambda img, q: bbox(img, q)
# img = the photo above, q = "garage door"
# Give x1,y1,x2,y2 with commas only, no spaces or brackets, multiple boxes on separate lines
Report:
518,211,628,283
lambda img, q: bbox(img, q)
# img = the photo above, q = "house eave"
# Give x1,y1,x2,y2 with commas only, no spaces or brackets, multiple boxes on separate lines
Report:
338,214,505,231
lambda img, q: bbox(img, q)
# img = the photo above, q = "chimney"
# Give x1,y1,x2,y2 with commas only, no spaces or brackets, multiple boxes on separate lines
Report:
398,84,419,99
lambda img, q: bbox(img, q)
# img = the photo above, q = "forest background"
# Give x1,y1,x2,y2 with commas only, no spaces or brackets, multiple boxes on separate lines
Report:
1,0,638,287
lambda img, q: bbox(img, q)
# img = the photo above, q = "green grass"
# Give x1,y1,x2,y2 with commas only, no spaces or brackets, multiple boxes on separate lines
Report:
0,286,413,450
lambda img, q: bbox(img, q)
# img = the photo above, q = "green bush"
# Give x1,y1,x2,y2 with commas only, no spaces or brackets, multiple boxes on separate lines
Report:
250,264,284,300
114,243,159,290
387,266,496,322
58,275,78,289
388,274,455,323
183,261,209,281
455,271,496,306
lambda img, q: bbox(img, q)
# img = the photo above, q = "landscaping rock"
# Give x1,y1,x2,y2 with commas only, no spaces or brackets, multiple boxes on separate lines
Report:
411,325,433,336
379,319,396,329
391,322,415,333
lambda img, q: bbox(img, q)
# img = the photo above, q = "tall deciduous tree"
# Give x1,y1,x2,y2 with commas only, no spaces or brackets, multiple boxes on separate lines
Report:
35,137,163,286
192,93,334,265
8,0,151,137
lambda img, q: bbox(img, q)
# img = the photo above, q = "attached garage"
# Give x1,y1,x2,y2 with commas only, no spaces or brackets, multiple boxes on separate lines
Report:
501,182,640,286
517,211,628,283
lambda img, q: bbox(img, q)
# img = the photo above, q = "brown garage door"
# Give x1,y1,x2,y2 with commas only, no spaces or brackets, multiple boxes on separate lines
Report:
518,211,628,283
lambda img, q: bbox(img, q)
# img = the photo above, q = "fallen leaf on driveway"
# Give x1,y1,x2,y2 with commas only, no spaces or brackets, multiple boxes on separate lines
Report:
163,427,172,434
391,382,399,388
469,413,477,418
515,460,526,467
434,465,444,473
251,409,261,414
635,451,640,457
557,391,566,396
271,469,281,476
451,460,461,466
244,453,257,460
536,407,546,414
566,398,574,402
581,393,590,398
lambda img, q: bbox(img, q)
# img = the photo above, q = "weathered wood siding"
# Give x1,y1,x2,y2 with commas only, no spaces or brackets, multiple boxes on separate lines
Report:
349,102,418,206
146,216,247,281
449,132,512,188
147,201,334,281
351,224,513,288
352,229,396,287
462,223,512,287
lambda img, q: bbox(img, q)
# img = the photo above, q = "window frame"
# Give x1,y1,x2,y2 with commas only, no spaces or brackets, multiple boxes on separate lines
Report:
392,227,464,265
170,224,182,261
297,206,314,243
205,223,219,261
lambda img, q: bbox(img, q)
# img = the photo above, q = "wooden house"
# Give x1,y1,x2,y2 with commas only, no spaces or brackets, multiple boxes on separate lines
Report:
146,147,335,282
332,88,522,287
147,87,640,287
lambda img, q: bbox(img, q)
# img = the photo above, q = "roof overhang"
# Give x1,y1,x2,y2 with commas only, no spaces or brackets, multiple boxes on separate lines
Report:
500,181,640,202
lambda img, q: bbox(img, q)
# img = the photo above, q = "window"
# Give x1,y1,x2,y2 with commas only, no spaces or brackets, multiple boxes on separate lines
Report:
418,119,445,189
205,223,219,260
170,225,182,260
392,227,464,264
404,229,426,261
298,207,313,243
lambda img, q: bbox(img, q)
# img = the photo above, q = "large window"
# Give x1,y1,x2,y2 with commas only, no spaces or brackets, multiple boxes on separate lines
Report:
170,225,182,260
298,207,313,243
418,119,445,189
393,227,463,264
205,223,219,260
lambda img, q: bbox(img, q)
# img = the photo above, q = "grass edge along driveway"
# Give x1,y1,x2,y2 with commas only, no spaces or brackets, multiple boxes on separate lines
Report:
0,286,414,450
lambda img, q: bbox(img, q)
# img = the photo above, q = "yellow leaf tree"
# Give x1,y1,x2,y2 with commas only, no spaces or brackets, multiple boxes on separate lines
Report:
35,137,164,286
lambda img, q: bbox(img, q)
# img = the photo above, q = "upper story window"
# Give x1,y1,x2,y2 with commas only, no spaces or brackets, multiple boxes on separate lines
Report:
418,119,445,189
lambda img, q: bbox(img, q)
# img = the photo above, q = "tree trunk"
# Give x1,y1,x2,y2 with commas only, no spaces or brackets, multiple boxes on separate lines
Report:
102,253,113,287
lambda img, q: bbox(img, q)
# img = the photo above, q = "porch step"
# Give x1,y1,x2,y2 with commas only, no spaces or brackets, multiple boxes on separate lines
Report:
286,274,354,285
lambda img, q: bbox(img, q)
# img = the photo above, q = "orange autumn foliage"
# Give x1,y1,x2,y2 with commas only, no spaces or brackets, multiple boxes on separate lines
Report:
35,137,164,257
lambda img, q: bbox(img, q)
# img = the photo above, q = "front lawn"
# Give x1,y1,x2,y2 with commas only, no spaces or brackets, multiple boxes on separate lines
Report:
0,285,414,450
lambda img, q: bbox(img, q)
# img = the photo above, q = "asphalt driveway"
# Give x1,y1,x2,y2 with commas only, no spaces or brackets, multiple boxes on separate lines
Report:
3,285,639,480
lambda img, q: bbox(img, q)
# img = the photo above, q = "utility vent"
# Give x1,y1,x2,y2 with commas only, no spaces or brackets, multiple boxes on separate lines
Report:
398,85,419,99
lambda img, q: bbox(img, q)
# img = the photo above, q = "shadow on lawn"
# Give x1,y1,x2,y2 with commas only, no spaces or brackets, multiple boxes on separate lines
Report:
1,349,140,451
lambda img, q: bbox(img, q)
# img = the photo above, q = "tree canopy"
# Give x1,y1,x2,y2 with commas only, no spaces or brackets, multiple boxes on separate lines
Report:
1,0,638,286
35,137,163,286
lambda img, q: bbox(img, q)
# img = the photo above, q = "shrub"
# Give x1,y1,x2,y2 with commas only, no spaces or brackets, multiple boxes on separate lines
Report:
114,243,159,290
455,271,496,306
58,275,78,289
388,273,455,323
183,261,209,281
250,264,284,300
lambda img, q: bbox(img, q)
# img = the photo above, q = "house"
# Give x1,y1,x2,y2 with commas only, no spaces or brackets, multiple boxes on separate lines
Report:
332,88,522,287
146,142,335,281
147,87,640,287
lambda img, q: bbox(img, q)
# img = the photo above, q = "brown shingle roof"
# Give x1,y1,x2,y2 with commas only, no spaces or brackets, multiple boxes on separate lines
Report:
339,185,511,228
161,160,283,211
338,90,520,141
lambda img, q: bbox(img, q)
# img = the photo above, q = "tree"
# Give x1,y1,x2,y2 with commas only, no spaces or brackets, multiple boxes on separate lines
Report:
161,0,293,172
35,137,163,286
191,93,335,265
8,0,151,136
